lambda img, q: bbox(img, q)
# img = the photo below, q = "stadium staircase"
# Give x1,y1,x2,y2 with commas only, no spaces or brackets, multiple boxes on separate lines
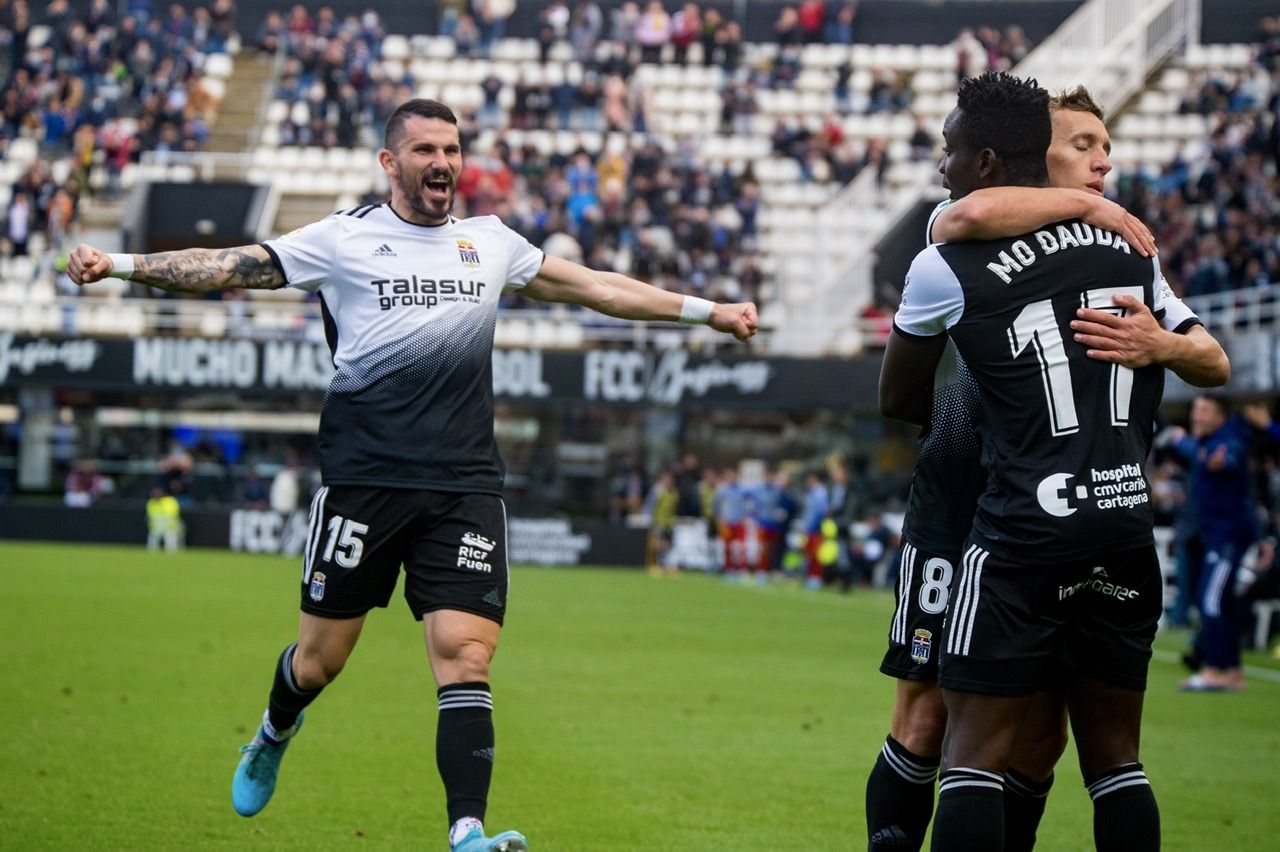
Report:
206,51,277,158
273,194,344,236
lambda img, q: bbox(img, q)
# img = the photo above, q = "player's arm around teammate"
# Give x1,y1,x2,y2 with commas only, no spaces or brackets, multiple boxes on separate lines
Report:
931,186,1156,256
1071,295,1228,387
930,85,1228,389
930,201,1228,391
871,81,1223,852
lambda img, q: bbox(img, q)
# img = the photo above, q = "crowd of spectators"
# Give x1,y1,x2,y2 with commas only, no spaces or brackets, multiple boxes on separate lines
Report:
1116,17,1280,298
249,3,1048,308
639,452,901,589
266,4,1034,151
7,0,1278,322
2,0,234,160
461,135,767,307
61,424,320,509
0,0,238,257
257,4,391,148
6,155,74,256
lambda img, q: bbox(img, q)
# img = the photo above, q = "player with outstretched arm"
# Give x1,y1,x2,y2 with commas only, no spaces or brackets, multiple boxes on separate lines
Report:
68,98,757,852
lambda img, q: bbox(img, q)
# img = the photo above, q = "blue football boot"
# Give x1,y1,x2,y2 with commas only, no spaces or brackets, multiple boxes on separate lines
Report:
450,824,528,852
231,711,303,817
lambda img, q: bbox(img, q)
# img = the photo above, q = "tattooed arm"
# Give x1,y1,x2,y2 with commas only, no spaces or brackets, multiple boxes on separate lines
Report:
66,243,285,292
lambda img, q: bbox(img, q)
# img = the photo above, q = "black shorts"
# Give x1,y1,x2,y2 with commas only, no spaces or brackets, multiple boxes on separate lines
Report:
880,539,959,681
300,485,510,625
938,540,1162,696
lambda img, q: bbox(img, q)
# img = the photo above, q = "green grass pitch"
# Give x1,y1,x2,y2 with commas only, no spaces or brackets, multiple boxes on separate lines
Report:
2,541,1278,850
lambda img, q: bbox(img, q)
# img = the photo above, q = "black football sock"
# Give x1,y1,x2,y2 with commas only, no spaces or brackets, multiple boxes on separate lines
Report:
866,734,940,851
266,642,322,738
931,768,1004,851
1087,763,1160,852
437,682,495,826
1003,769,1053,852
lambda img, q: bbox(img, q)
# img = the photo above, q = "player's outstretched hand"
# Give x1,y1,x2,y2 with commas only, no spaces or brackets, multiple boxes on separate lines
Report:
710,302,759,342
1071,293,1163,368
1082,198,1156,258
66,244,116,285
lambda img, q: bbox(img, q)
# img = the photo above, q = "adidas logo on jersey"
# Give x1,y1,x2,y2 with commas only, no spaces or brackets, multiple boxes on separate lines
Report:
372,243,396,257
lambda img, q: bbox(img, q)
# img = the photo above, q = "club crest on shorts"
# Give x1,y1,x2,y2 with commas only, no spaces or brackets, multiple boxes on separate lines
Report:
308,568,327,601
456,239,480,268
911,628,933,665
309,571,326,602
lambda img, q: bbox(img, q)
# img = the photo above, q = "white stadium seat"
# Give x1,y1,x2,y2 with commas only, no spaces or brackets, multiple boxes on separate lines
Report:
7,136,37,163
382,34,410,61
204,52,234,79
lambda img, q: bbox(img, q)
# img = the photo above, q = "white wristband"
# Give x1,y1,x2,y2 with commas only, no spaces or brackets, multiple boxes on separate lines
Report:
106,253,135,280
679,296,714,325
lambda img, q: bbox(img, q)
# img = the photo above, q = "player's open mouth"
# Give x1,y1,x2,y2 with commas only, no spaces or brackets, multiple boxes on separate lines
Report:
1087,180,1105,195
424,176,451,198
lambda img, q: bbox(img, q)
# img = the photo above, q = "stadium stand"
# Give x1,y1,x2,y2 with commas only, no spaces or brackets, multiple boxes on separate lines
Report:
0,0,1274,358
0,2,1274,586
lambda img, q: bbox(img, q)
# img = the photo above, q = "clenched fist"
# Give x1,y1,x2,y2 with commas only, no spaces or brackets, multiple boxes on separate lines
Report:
66,244,118,285
710,302,760,342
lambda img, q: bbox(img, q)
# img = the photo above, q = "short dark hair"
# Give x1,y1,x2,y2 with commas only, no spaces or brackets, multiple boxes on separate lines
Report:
1051,85,1105,121
1194,393,1230,417
955,72,1051,185
384,99,458,151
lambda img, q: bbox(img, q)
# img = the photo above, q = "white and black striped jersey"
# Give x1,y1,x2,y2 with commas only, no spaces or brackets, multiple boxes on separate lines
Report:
262,204,544,493
894,218,1200,560
900,200,984,556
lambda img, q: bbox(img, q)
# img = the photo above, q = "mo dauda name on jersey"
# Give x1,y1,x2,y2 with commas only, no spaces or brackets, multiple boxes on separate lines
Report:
986,224,1133,285
368,276,487,311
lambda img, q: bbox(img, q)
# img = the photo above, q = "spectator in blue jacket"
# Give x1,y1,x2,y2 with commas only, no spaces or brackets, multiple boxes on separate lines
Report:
1170,395,1259,691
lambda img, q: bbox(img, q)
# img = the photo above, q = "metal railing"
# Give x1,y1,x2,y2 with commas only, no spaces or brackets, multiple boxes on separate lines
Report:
1012,0,1200,113
0,295,751,351
1184,283,1280,334
136,149,261,181
1165,283,1279,400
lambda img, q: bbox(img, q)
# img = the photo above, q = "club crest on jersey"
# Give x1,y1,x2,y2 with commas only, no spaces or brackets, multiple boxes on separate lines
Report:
911,628,932,664
456,239,481,268
309,571,326,602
